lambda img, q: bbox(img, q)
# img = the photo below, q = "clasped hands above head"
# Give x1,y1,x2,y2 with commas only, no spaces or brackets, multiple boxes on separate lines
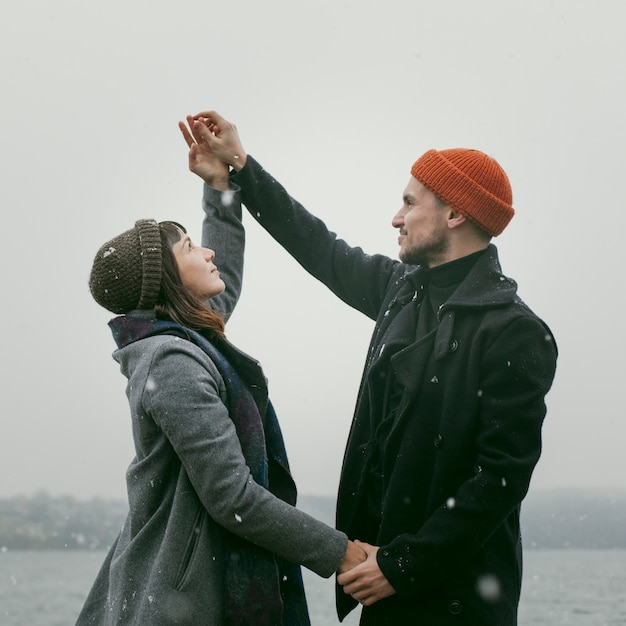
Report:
179,110,248,174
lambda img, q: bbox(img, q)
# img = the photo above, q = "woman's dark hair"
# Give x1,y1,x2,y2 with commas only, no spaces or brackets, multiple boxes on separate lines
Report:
154,221,225,338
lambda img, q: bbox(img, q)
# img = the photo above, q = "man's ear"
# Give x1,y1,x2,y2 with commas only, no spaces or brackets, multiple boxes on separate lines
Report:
447,209,467,230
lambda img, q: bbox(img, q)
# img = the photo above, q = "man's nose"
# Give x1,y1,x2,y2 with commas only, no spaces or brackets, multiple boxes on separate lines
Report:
391,210,404,229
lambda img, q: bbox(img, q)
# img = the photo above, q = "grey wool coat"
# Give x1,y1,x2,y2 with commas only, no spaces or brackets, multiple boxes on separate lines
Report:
76,184,347,626
231,157,558,626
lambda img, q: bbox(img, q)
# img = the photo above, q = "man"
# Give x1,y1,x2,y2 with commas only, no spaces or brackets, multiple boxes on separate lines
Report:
187,111,558,625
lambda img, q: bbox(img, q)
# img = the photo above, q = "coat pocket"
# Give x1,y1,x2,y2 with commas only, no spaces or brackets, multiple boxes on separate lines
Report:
174,507,206,591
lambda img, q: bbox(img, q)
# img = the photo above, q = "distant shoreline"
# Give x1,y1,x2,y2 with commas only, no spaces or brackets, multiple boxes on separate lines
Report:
2,488,625,551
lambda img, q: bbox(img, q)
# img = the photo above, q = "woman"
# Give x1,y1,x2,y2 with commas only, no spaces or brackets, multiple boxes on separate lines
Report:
76,128,363,626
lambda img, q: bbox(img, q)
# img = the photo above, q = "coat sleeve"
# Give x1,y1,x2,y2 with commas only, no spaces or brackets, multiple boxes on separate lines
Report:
141,337,348,578
231,155,399,321
201,182,244,322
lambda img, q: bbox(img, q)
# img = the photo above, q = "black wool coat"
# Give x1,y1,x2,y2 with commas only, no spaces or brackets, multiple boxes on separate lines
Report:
233,157,558,625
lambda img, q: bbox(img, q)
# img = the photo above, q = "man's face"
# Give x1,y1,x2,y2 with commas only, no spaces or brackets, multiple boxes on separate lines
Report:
392,177,449,267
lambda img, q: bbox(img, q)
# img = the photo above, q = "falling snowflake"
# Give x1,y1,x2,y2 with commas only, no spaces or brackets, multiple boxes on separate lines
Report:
477,574,501,602
221,190,235,206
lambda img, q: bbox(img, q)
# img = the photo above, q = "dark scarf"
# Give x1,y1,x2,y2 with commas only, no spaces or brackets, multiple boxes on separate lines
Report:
109,315,310,626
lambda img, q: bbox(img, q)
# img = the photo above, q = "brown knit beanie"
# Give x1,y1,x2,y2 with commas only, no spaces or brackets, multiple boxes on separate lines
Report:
410,149,514,236
89,219,163,313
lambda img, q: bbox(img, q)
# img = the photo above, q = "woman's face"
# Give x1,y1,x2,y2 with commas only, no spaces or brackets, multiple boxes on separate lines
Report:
171,231,225,301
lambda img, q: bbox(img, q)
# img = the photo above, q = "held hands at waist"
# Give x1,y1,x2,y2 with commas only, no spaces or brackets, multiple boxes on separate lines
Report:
337,540,397,606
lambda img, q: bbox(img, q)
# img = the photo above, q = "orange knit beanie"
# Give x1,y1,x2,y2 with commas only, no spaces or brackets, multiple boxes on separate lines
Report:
410,149,514,236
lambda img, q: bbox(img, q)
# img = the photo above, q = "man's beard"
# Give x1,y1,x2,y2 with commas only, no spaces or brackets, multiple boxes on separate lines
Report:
399,231,449,267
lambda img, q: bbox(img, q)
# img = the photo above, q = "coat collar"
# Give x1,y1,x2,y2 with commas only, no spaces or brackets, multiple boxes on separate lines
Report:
401,244,517,319
443,244,517,311
394,245,518,367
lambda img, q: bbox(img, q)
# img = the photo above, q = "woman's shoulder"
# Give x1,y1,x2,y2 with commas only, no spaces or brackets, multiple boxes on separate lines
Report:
115,333,224,382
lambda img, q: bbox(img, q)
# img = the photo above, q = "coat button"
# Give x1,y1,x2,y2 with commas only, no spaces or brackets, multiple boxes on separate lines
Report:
448,599,462,615
449,339,459,352
434,434,444,448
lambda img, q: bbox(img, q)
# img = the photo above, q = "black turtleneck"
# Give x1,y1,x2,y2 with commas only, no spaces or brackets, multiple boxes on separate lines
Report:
417,248,485,336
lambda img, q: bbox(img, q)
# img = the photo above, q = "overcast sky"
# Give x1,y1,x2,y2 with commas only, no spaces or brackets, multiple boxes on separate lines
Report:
1,0,624,501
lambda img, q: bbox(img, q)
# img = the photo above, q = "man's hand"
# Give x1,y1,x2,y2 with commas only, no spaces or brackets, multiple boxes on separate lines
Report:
178,116,230,190
337,541,396,606
338,540,367,574
190,110,248,172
